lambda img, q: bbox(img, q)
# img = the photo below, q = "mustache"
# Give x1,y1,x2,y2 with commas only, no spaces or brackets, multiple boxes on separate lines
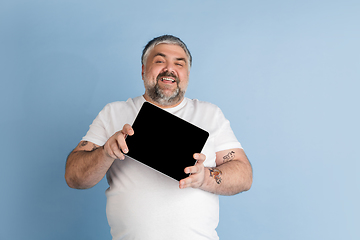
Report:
156,71,179,83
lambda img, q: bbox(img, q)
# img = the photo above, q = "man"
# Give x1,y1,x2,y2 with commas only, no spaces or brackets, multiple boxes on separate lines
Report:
65,35,252,240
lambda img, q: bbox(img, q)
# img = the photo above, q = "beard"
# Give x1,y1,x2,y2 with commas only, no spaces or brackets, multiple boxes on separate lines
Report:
144,71,186,107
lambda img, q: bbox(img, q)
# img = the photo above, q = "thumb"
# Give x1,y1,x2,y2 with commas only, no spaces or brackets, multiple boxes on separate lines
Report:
194,153,206,165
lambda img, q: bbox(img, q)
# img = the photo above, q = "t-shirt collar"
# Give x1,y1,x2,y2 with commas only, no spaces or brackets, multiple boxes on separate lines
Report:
140,96,187,114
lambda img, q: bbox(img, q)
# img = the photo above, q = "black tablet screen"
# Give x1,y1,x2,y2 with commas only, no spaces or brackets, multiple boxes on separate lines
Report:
125,102,209,181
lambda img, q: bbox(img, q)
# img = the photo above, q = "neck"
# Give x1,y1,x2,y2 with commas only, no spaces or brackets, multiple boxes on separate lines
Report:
143,94,184,109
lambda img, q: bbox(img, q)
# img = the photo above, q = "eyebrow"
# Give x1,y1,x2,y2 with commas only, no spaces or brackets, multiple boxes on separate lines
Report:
175,57,187,63
154,53,187,64
154,53,166,58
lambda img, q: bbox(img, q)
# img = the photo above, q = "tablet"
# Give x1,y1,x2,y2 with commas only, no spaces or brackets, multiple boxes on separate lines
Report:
125,102,209,181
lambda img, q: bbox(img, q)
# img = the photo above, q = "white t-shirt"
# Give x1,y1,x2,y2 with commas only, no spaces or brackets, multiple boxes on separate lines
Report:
82,96,242,240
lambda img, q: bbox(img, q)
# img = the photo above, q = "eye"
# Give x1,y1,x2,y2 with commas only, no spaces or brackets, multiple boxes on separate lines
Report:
175,63,183,67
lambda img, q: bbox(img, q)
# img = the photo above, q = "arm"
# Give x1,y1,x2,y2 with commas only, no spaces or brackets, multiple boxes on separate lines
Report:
65,141,112,189
179,148,252,195
65,124,134,189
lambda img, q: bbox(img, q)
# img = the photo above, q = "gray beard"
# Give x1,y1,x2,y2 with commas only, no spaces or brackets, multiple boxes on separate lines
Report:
146,81,185,107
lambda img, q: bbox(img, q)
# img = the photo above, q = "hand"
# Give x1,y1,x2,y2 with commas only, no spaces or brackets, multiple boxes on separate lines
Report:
103,124,134,160
179,153,206,189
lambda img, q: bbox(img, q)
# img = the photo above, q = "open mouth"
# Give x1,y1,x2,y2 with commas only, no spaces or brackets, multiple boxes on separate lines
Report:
160,77,176,83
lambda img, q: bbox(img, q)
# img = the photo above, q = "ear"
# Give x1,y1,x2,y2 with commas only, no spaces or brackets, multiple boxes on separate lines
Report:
141,65,145,80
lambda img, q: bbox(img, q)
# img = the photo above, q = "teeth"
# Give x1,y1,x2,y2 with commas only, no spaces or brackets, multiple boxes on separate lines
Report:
162,77,175,82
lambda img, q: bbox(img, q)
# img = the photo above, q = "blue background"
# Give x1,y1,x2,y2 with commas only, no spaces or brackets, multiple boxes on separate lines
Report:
1,0,359,239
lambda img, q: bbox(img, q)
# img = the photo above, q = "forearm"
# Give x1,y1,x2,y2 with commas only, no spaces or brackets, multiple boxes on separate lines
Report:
200,160,253,196
65,146,114,189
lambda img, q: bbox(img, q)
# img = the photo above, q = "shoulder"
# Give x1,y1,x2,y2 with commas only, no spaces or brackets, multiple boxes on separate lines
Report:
102,96,143,112
97,97,143,120
104,100,129,109
186,98,219,109
99,101,128,116
186,98,223,114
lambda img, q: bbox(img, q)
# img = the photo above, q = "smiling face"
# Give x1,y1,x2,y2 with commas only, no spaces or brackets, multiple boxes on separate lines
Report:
142,43,190,108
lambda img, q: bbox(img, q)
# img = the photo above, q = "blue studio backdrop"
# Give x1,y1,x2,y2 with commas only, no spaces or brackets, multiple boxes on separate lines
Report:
1,0,359,239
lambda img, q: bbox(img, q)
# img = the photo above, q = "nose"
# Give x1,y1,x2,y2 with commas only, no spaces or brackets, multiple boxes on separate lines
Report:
163,62,176,74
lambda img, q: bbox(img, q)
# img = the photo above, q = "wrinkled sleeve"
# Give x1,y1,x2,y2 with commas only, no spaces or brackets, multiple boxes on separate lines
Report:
82,104,110,146
213,107,242,152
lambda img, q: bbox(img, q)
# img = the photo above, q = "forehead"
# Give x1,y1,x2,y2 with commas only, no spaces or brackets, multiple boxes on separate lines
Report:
148,44,188,61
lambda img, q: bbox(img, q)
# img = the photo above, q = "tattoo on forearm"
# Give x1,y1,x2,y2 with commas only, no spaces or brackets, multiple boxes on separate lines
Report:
91,144,100,152
223,151,235,163
209,168,222,184
73,141,100,153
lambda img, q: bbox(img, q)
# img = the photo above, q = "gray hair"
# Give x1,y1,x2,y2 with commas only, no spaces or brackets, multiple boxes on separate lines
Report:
141,35,192,68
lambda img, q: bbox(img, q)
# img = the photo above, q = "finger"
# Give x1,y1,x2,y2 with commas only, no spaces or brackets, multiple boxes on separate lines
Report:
115,132,129,155
184,153,205,174
112,142,126,160
104,142,122,160
118,124,134,154
179,175,202,189
194,153,206,164
184,164,202,174
179,176,193,189
111,130,127,153
122,124,134,136
106,141,125,160
105,132,126,160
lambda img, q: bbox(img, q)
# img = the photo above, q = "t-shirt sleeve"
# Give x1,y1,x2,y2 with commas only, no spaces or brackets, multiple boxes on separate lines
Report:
82,104,111,146
213,107,242,152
